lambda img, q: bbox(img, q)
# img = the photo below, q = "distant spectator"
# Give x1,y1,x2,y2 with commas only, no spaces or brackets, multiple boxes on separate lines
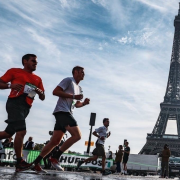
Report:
108,151,113,159
114,145,123,174
160,144,171,178
2,137,13,148
24,137,35,150
122,141,130,175
0,140,3,150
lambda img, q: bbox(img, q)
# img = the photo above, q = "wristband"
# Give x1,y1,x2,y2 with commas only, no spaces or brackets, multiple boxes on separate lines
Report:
7,84,11,89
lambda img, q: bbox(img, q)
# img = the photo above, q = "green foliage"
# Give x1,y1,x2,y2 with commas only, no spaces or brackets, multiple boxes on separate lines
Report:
34,143,44,150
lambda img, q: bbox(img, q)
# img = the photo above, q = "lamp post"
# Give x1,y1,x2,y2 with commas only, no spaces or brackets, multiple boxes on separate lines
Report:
87,113,96,154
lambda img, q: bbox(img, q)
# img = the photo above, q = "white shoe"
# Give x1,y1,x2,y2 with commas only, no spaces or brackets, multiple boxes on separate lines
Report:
49,158,64,171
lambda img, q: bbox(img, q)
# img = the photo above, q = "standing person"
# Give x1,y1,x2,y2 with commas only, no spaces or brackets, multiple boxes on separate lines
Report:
77,118,111,176
3,137,14,148
114,145,123,175
31,66,90,173
0,54,45,172
160,144,171,178
24,137,35,150
122,141,130,175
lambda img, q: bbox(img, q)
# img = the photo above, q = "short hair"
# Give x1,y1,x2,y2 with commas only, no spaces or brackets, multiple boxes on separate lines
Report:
103,118,109,123
72,66,84,75
22,54,37,65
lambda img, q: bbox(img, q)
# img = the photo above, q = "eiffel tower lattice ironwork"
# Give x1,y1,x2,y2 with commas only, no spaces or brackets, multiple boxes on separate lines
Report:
139,3,180,156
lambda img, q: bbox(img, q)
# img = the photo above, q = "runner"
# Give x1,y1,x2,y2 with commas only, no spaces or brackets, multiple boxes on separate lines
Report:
32,66,90,173
77,118,111,176
122,141,130,175
0,54,45,172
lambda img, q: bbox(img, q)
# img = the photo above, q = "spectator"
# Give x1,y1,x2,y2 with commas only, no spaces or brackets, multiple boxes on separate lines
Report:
114,145,123,174
2,137,13,148
24,137,35,150
122,141,130,175
160,144,171,178
108,151,113,159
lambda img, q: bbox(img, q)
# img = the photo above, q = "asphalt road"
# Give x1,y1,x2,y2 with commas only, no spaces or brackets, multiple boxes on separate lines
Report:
0,167,178,180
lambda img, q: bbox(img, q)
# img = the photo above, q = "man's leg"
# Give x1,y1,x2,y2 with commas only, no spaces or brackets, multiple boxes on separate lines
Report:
161,162,165,178
102,156,106,171
0,131,12,140
165,162,169,177
77,155,98,170
116,162,120,173
14,130,26,158
59,126,81,152
51,126,81,164
124,163,127,171
34,130,64,164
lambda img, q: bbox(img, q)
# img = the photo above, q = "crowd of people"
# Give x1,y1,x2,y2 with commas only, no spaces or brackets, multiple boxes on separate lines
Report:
0,54,172,177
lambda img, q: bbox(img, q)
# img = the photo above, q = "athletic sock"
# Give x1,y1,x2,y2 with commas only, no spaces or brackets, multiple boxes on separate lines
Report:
17,157,23,164
52,150,63,159
34,156,43,165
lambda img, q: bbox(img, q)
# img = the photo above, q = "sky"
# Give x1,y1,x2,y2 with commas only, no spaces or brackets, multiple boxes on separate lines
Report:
0,0,179,155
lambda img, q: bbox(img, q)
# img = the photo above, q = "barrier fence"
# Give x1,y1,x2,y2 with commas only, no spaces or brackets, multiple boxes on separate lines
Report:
0,148,113,169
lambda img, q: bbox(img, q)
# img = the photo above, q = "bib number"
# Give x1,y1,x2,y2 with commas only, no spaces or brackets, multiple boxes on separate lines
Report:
71,100,76,112
24,83,37,99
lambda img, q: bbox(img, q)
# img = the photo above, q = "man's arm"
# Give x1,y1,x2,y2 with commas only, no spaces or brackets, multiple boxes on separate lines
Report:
53,86,83,100
35,88,45,101
0,78,23,91
92,131,100,138
92,131,104,140
107,131,111,138
75,98,90,108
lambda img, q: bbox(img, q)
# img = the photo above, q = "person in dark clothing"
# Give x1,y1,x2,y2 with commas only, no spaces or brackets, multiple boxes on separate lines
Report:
24,137,34,150
115,145,123,174
108,151,113,159
122,141,130,175
3,137,14,148
160,144,171,178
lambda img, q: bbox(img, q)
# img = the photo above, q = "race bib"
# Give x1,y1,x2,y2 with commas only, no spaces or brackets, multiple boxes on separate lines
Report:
71,100,76,112
24,83,37,99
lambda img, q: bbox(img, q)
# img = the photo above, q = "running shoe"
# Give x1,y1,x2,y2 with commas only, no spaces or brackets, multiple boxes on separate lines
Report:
102,170,112,176
49,158,64,171
31,163,47,174
15,160,33,172
77,160,84,169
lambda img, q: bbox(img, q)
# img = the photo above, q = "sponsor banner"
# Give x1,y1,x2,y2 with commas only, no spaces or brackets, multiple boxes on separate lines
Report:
0,148,113,169
59,154,113,169
0,148,29,163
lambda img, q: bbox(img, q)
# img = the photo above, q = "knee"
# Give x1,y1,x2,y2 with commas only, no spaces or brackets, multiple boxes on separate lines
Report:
74,134,81,141
16,130,26,137
50,139,60,147
93,156,98,161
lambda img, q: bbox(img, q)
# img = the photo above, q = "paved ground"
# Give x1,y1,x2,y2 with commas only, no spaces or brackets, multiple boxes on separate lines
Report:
0,167,179,180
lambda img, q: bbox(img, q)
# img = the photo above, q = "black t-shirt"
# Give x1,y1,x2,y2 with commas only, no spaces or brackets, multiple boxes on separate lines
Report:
124,146,130,158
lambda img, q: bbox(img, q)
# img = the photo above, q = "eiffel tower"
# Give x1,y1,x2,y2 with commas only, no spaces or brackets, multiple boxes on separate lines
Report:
139,3,180,156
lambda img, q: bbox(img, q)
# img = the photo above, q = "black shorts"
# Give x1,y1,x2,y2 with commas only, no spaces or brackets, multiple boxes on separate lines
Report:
53,111,78,133
92,144,106,157
123,156,129,164
5,95,30,136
